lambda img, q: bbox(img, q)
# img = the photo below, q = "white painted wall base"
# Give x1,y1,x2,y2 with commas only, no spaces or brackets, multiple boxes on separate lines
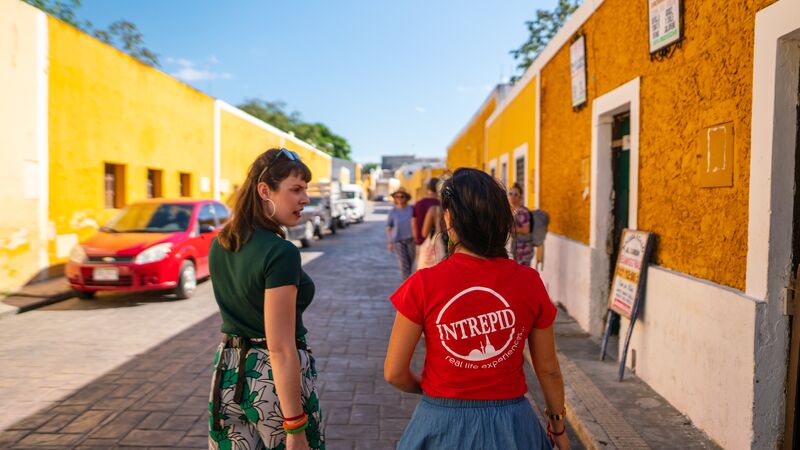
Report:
619,266,760,449
539,233,594,332
543,232,761,448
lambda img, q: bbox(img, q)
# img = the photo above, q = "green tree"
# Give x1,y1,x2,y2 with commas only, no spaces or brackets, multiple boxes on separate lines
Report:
22,0,159,67
509,0,581,83
238,99,352,160
362,163,379,172
94,20,159,67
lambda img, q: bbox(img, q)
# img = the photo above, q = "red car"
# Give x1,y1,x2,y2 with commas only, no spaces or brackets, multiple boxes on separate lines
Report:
66,199,229,299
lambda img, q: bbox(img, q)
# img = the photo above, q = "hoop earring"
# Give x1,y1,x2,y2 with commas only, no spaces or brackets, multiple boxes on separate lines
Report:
264,198,277,219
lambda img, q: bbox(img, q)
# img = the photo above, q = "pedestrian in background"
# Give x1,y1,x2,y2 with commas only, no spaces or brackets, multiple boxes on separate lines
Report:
412,177,441,270
384,168,568,450
411,177,441,248
417,192,446,270
387,187,416,280
509,182,534,267
209,148,324,450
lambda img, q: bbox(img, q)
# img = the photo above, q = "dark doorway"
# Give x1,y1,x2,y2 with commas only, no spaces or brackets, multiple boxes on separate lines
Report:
608,112,631,336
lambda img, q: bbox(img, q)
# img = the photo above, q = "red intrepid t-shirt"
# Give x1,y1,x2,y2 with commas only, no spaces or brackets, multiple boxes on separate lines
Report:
390,252,557,400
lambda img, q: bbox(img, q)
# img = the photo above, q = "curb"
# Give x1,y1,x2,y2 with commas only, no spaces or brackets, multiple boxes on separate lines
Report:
0,280,75,317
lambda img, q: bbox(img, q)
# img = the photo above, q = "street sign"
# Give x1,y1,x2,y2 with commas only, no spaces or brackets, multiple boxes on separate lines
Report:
648,0,682,54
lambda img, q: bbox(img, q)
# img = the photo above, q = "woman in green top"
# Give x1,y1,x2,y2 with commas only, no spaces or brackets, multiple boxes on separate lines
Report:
208,148,324,450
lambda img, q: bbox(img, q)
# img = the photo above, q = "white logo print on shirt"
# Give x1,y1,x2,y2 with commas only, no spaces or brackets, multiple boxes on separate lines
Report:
435,286,518,362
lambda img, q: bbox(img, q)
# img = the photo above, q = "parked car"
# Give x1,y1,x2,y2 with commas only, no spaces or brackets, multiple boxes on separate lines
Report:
306,196,334,238
308,181,348,230
65,199,229,300
340,184,366,223
285,208,317,248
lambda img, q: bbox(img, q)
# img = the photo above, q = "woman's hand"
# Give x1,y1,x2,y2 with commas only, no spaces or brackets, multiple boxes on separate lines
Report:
547,421,569,449
387,242,394,252
286,432,311,450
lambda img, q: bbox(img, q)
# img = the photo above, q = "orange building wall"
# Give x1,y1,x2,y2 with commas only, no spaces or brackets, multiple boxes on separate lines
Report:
539,0,778,289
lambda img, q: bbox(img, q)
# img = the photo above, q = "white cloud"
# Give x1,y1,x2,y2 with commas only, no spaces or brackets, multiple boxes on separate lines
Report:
166,56,233,82
415,106,427,113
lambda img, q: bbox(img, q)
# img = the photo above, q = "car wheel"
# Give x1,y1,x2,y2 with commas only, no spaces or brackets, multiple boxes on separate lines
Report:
174,260,197,299
315,225,324,239
75,289,96,300
329,221,337,234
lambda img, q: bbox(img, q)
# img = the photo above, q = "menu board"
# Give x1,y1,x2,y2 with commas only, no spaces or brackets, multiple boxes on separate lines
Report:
608,230,654,319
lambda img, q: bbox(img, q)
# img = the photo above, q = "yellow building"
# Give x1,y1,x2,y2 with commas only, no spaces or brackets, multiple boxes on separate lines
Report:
0,1,333,292
394,164,445,202
0,1,48,291
47,17,216,268
444,0,799,446
446,88,501,172
485,77,537,208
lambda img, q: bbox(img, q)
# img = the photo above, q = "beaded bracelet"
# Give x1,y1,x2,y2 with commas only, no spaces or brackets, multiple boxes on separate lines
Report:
285,421,309,435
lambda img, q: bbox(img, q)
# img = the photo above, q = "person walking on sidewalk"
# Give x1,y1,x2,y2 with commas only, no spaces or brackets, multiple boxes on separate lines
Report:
387,187,416,279
208,148,324,450
384,168,568,450
411,178,441,246
508,182,534,267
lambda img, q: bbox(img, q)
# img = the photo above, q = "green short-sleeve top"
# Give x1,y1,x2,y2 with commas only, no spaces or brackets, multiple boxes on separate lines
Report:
209,228,315,340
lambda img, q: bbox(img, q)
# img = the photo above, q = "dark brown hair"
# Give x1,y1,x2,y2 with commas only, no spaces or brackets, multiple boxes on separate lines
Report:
440,168,514,258
217,148,312,252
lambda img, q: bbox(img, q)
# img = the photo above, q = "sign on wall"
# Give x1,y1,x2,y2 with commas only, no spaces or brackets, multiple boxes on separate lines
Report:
608,230,655,319
648,0,682,54
570,35,587,108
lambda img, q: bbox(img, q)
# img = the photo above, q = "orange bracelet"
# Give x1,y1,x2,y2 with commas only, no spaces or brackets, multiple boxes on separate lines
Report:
283,414,308,431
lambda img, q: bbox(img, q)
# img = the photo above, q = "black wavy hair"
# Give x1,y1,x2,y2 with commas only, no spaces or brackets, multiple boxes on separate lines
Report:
440,168,514,258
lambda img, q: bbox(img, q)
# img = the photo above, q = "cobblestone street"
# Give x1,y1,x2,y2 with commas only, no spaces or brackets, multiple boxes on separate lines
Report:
0,203,421,449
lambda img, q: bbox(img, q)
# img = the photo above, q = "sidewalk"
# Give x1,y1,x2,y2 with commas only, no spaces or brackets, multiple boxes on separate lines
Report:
526,310,721,449
0,276,74,317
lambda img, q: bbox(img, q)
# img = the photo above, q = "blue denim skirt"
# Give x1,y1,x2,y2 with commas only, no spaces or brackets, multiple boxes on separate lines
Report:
398,395,552,450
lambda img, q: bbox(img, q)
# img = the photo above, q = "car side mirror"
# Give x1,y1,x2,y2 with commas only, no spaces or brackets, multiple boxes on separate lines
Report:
200,224,215,234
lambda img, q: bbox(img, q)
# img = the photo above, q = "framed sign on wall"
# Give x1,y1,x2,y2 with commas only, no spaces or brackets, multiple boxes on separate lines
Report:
648,0,683,59
570,34,587,109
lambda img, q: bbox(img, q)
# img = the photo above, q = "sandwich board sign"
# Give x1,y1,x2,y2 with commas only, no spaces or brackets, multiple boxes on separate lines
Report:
600,229,656,380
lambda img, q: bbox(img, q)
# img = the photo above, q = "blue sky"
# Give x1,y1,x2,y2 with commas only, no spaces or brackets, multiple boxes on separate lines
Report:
79,0,557,164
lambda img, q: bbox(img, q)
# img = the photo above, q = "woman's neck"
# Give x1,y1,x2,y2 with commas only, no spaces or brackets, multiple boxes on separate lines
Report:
455,246,487,260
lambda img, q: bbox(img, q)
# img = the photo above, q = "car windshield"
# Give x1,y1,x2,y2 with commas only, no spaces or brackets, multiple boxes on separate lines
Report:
308,197,324,206
341,191,356,199
103,203,194,233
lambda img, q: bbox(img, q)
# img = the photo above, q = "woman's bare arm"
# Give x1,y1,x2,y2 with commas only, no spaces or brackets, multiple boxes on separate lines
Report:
264,285,305,418
384,312,423,394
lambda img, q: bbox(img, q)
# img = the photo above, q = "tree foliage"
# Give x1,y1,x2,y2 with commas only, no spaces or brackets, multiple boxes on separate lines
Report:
22,0,159,67
362,163,379,172
239,99,352,160
509,0,581,83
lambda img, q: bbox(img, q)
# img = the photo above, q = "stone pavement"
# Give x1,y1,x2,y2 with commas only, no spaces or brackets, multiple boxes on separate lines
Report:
0,204,424,449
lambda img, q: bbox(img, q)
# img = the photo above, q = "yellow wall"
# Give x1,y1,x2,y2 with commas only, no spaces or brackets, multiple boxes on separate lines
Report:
485,78,536,207
48,18,215,264
219,110,284,206
538,0,779,289
283,135,332,184
447,94,497,171
0,1,46,291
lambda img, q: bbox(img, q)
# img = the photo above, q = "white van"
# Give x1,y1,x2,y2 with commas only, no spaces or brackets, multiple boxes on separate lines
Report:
340,184,366,223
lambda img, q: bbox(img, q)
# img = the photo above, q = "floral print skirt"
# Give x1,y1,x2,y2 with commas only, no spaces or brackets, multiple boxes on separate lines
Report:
208,339,325,450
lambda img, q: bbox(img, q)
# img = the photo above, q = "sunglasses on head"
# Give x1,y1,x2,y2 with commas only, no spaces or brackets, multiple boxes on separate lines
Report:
257,148,301,182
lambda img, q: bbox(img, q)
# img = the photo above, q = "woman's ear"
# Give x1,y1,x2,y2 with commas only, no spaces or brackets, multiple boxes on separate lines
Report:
257,182,271,202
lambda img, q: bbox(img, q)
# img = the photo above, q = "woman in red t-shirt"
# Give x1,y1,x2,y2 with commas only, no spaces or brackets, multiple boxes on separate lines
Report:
384,168,568,450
